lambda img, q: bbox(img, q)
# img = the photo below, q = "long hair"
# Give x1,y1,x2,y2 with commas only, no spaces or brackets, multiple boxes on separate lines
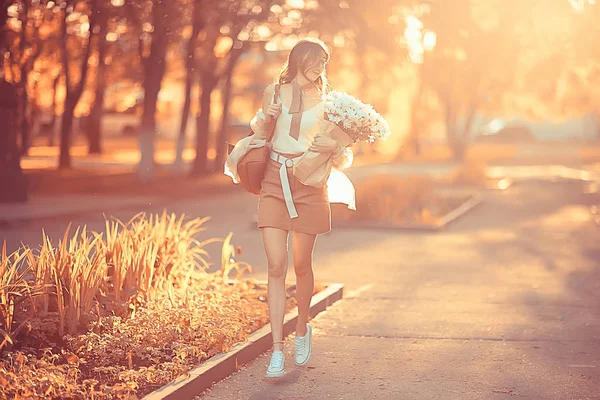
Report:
277,38,331,94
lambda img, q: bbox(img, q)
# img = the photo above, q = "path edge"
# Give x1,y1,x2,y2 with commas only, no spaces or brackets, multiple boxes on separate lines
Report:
143,282,344,400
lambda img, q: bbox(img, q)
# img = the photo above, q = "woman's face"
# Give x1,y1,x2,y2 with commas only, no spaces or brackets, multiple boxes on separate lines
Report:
302,50,328,82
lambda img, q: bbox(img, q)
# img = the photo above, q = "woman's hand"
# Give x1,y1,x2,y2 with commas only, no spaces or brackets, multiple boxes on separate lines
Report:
265,102,282,119
309,134,341,154
248,135,266,149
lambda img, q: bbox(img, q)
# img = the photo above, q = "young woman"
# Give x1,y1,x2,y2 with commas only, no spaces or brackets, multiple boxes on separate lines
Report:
225,38,355,378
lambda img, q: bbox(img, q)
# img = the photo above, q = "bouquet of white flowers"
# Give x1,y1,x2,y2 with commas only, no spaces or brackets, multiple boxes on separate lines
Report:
293,90,391,188
324,91,391,144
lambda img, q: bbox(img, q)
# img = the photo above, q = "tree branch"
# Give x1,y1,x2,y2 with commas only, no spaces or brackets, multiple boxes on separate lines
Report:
26,1,47,70
138,35,146,66
124,0,147,66
18,0,28,69
70,0,96,102
60,3,70,92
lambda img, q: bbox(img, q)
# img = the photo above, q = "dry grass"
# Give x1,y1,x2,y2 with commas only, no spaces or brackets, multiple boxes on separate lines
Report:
0,244,39,349
333,174,472,226
103,212,218,306
221,232,252,280
451,158,488,187
41,225,107,336
344,175,438,224
0,212,296,399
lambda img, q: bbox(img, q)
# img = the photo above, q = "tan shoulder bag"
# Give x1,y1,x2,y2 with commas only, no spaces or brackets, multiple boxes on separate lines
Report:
236,84,280,195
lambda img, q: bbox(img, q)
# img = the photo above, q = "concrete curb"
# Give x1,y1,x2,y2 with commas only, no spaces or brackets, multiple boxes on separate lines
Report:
436,193,484,228
142,283,344,400
333,194,484,232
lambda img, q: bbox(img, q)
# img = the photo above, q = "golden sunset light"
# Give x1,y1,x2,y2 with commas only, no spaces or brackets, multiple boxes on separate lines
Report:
1,0,599,398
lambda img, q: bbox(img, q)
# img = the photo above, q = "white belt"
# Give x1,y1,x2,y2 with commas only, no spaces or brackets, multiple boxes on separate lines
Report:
269,151,301,219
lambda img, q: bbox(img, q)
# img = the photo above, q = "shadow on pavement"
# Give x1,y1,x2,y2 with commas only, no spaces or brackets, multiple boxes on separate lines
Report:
248,369,303,399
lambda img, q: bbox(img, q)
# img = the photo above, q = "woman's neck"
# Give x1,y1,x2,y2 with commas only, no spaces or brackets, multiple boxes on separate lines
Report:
293,74,313,87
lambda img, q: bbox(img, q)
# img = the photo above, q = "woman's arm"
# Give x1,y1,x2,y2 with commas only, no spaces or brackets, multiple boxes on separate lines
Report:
308,135,354,170
250,84,280,139
332,146,354,170
310,120,355,171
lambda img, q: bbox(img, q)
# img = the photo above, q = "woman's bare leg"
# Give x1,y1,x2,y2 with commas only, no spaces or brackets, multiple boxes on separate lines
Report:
292,232,317,337
262,227,289,352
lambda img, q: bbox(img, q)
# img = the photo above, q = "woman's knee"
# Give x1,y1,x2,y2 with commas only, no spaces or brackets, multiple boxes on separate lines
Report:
294,258,312,277
268,258,287,279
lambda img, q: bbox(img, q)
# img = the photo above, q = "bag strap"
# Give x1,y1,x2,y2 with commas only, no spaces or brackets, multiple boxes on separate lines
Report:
265,83,281,144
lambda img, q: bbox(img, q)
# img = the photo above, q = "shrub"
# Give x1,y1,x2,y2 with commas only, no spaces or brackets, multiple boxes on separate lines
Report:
103,212,218,307
1,211,226,346
0,245,39,349
349,174,436,224
451,158,488,186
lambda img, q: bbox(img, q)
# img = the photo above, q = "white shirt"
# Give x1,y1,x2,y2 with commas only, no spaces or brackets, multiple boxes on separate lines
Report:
271,100,325,154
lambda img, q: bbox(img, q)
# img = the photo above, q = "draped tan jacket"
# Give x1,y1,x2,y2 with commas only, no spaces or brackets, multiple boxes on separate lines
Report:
225,108,356,211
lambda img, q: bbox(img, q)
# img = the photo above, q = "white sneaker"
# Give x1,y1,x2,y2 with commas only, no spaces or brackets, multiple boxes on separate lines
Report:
294,323,312,366
266,351,285,378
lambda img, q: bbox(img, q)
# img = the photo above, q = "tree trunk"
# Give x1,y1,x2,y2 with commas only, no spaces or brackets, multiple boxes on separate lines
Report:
137,0,168,181
407,92,421,157
0,1,9,57
410,61,427,156
214,51,242,172
19,70,30,155
439,88,470,162
59,100,75,168
449,134,466,161
49,73,60,146
30,78,40,139
173,67,193,172
447,103,477,162
18,0,30,155
191,71,217,176
58,7,71,169
58,2,96,169
1,3,31,201
88,18,108,155
173,0,202,173
0,79,28,203
447,114,467,161
461,103,478,145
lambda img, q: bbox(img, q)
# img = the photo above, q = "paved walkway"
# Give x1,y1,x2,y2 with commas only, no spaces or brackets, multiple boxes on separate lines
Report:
197,181,600,400
1,166,599,399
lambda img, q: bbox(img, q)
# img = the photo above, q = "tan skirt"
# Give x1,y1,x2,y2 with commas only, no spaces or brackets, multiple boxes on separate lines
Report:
258,152,331,235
